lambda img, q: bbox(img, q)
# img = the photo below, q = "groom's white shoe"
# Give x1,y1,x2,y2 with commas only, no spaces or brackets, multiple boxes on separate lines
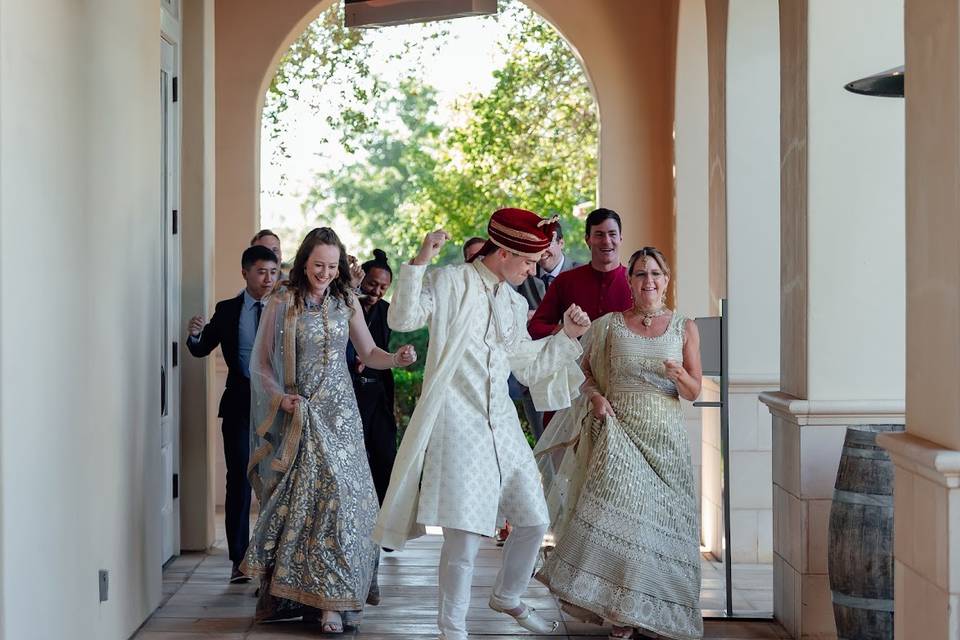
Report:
488,595,560,633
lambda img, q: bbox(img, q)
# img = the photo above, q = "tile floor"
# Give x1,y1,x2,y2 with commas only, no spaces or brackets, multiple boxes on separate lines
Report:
132,520,786,639
700,559,773,617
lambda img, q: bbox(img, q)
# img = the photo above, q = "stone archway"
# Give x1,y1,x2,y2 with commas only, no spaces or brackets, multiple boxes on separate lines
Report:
182,0,683,550
211,0,680,304
178,0,680,585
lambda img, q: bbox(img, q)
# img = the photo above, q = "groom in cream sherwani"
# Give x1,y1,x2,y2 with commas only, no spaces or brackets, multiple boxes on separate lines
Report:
373,208,591,640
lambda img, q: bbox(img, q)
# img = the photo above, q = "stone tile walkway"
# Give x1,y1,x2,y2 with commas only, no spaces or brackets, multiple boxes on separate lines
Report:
700,559,773,616
133,527,787,639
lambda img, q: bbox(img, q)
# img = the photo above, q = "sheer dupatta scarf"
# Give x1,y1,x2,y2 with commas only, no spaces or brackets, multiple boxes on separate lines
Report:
246,287,304,505
533,313,614,542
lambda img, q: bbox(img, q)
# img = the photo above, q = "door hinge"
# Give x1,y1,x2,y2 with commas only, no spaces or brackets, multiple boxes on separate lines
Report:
172,76,178,103
172,341,179,367
172,473,179,499
172,209,178,235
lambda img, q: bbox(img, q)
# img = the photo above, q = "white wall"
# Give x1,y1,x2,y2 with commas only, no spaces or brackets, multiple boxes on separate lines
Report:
726,0,779,381
806,0,904,401
0,1,162,638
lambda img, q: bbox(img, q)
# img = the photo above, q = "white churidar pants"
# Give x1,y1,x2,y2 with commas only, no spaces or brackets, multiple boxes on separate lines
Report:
437,524,547,640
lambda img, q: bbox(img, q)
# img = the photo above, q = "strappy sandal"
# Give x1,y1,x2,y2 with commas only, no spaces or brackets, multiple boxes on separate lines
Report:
320,609,343,634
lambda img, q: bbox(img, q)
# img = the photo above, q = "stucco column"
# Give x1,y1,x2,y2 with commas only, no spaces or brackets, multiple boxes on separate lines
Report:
693,0,780,572
724,0,780,568
761,1,904,637
674,0,710,538
696,0,780,573
878,1,960,637
180,0,218,550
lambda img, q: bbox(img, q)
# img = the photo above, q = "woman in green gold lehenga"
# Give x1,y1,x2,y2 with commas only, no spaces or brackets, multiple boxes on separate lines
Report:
535,247,704,640
240,228,416,634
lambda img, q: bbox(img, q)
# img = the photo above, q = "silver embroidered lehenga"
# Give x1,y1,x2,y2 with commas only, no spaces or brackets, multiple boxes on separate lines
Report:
241,288,380,626
534,312,703,640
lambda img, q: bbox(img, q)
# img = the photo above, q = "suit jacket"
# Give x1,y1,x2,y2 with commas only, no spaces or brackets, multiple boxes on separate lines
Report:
515,257,579,311
186,292,249,422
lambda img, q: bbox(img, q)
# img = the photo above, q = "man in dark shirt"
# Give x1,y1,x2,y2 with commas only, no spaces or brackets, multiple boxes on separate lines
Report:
346,250,397,506
528,208,632,339
186,245,278,582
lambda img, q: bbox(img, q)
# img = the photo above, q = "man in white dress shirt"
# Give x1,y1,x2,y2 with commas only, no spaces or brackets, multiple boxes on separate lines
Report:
373,208,591,640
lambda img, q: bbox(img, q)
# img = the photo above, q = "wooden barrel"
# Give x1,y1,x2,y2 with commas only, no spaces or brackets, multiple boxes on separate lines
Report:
828,424,903,639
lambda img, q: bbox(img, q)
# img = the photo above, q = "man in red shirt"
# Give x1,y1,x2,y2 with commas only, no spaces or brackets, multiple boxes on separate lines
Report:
528,208,632,339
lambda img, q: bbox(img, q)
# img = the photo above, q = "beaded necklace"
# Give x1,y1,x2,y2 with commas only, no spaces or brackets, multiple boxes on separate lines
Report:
636,305,670,327
304,291,331,367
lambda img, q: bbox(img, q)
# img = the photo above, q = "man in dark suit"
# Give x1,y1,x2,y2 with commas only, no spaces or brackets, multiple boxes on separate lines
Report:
187,245,279,583
512,223,577,440
515,223,577,315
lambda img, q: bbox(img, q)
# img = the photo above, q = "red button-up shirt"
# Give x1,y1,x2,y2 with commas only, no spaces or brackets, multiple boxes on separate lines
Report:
527,263,632,339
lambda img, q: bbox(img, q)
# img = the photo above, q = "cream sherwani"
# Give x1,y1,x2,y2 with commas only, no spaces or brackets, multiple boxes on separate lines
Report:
374,260,584,549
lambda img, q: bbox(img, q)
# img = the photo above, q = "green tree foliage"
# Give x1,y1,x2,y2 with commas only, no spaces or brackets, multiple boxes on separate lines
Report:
263,4,378,163
289,0,597,265
307,77,447,261
425,4,598,258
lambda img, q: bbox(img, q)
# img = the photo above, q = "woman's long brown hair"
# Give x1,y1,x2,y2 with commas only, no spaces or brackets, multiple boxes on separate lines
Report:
287,227,354,311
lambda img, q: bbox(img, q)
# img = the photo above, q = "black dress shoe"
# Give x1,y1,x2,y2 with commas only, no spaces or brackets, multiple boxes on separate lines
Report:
230,564,251,584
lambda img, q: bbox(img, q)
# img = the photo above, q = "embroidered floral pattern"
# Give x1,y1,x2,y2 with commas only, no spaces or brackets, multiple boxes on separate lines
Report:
538,312,703,640
243,299,380,625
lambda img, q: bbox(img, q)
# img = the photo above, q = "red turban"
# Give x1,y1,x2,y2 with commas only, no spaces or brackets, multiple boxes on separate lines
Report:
473,208,559,261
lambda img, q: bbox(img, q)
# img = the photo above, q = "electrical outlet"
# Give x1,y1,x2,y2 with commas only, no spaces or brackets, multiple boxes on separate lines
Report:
99,570,109,602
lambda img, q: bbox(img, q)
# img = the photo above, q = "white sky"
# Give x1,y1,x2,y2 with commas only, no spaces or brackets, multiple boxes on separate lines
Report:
259,11,518,248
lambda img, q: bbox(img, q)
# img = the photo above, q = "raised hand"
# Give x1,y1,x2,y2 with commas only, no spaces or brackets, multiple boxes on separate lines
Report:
561,304,591,339
348,255,364,289
393,344,418,367
188,315,205,337
412,230,450,266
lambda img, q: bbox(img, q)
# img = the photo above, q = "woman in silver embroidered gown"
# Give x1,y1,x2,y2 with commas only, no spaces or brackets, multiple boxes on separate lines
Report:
241,228,416,634
534,247,704,640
